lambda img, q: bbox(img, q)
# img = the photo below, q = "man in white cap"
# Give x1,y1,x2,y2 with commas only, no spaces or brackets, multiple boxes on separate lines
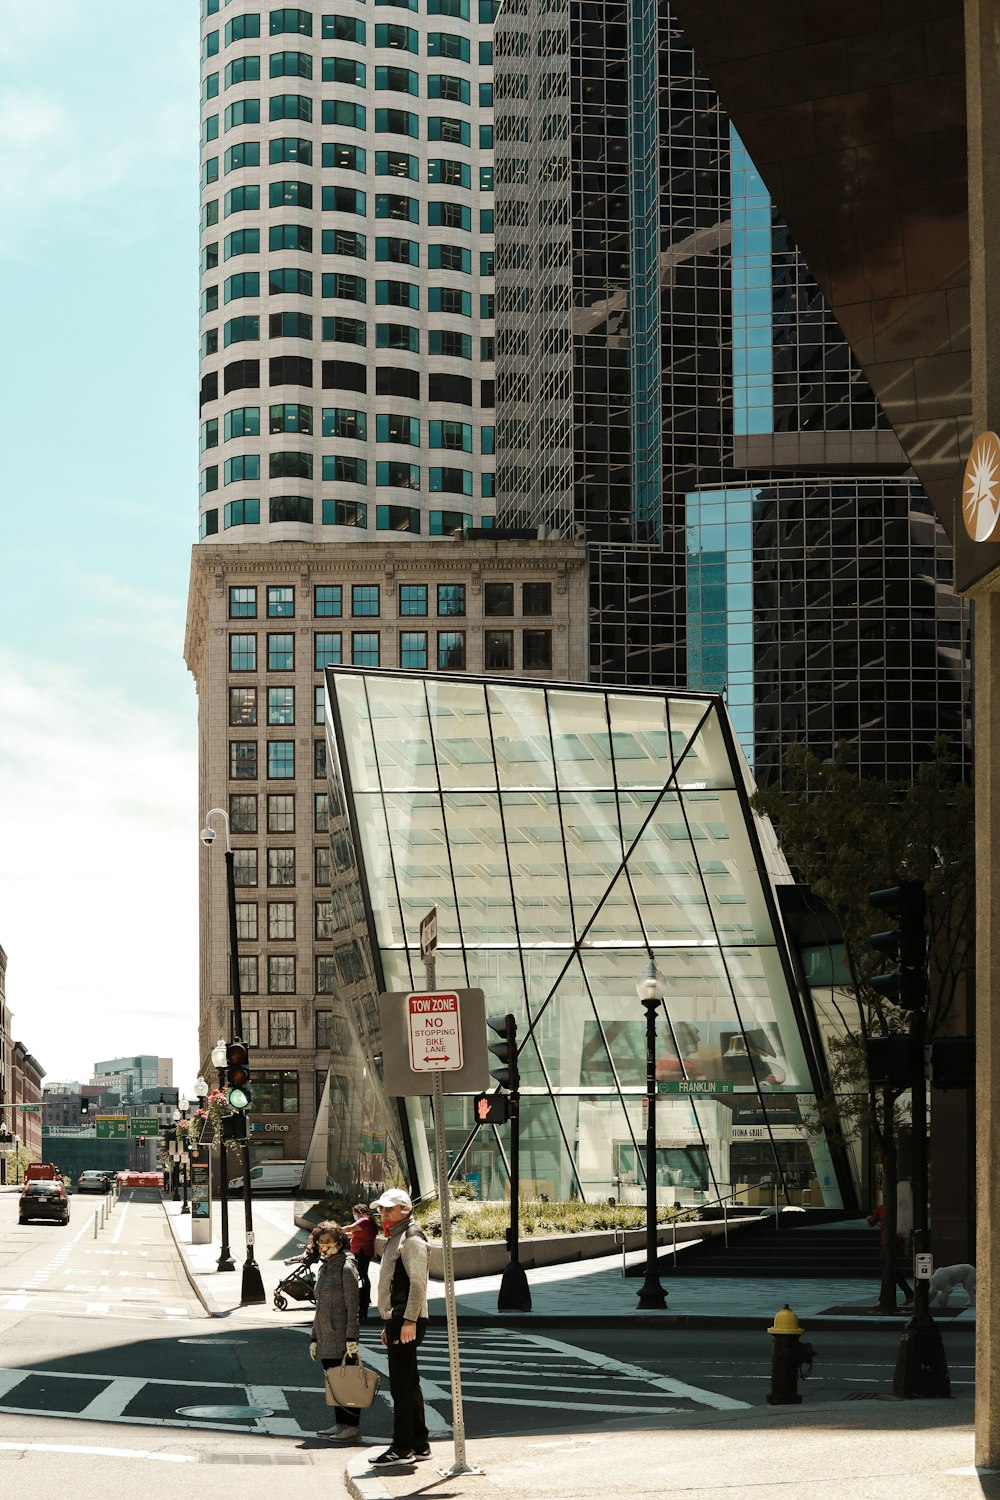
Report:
370,1187,431,1466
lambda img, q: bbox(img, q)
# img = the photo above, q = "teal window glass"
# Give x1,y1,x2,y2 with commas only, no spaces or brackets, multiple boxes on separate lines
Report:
269,222,312,251
377,236,419,264
480,166,493,191
225,56,261,86
438,583,465,616
268,740,295,777
479,83,493,106
203,115,219,144
480,335,494,360
322,142,366,170
428,116,470,144
429,329,471,358
429,244,470,272
375,150,419,179
270,136,312,164
205,29,220,57
201,465,219,495
731,127,774,437
224,454,261,484
322,499,368,527
375,323,419,351
269,495,313,523
375,279,419,308
202,329,219,357
428,202,471,230
479,0,499,16
480,292,494,317
201,417,219,452
375,65,418,94
375,0,417,9
202,241,219,272
203,156,220,187
270,450,313,479
224,227,260,257
375,107,419,137
269,310,313,338
322,271,367,300
429,0,469,13
269,266,312,294
267,586,295,619
270,179,312,208
225,185,261,215
429,287,471,316
479,129,494,156
399,584,427,615
481,426,495,454
479,43,493,66
225,14,261,42
374,193,418,222
429,419,471,450
376,460,419,489
270,49,312,77
323,407,367,439
321,101,366,128
269,90,312,121
322,316,366,344
428,75,469,103
224,498,261,528
352,585,380,617
399,631,427,669
224,140,260,171
224,315,260,346
352,633,380,666
480,208,493,232
229,633,257,670
314,586,342,617
429,466,472,496
481,473,494,498
375,504,420,531
322,455,368,483
429,509,472,534
437,630,466,668
323,16,366,40
322,229,367,257
427,33,469,60
322,57,366,85
376,413,419,444
202,199,219,228
224,99,261,129
204,0,220,14
375,23,418,50
315,632,343,668
270,402,313,434
268,686,295,723
270,8,313,35
322,185,366,212
224,406,261,439
202,285,219,314
230,586,257,618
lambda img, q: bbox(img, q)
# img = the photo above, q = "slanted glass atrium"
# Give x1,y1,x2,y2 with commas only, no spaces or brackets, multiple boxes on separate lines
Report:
324,669,847,1210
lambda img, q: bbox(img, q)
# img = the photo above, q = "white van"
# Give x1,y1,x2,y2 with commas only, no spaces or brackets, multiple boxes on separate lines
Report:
228,1159,304,1194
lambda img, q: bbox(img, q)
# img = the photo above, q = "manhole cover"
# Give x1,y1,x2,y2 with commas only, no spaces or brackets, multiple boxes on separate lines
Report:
178,1338,249,1345
177,1405,274,1420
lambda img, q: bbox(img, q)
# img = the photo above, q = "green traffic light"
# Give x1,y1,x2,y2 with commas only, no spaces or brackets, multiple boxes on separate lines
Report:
227,1086,251,1110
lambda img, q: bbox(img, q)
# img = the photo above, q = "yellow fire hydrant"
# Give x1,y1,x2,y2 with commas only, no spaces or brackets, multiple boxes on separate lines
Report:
767,1304,816,1405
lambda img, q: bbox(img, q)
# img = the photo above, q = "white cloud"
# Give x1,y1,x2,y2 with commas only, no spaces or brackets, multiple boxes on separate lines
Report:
0,651,199,1084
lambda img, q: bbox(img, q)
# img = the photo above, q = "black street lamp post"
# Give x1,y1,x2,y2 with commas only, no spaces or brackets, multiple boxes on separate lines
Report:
173,1096,190,1214
202,807,266,1305
636,956,668,1310
210,1037,236,1272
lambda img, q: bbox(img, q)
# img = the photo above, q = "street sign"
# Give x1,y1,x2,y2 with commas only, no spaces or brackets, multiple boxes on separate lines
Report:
407,991,464,1072
379,988,489,1096
658,1080,734,1096
18,1104,40,1114
420,906,438,960
130,1117,158,1136
95,1115,128,1139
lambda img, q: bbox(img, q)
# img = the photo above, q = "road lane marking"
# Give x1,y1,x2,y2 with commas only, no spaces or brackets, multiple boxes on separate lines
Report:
77,1376,148,1420
110,1201,130,1245
0,1442,195,1463
523,1333,751,1412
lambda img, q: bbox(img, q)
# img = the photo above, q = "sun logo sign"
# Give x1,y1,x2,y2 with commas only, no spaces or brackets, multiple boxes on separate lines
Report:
963,431,1000,541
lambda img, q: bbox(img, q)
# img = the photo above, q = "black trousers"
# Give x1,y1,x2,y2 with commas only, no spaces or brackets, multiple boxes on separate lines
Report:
356,1250,371,1317
320,1357,361,1429
385,1315,428,1453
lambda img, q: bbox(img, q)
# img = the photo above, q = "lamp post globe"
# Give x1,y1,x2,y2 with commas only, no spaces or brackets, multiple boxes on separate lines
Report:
636,955,668,1310
211,1039,227,1071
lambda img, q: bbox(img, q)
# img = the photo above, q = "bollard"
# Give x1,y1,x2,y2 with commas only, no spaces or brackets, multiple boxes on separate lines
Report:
767,1304,816,1406
93,1212,98,1240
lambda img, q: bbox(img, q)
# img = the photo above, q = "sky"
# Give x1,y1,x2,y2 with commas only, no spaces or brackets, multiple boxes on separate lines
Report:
0,3,202,1088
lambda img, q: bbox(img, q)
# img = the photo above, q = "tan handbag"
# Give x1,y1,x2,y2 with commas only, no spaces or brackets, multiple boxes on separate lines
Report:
325,1354,381,1410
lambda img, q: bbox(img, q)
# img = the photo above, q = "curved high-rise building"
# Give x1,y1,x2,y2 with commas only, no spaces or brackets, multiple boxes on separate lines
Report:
198,0,499,545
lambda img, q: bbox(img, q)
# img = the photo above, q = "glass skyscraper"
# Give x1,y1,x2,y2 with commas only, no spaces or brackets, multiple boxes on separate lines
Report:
492,1,970,782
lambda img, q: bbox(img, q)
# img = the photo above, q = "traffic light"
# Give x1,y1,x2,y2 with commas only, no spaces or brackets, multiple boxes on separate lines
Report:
930,1036,974,1090
80,1098,90,1116
865,1033,918,1088
225,1040,252,1109
474,1091,510,1126
221,1110,248,1142
487,1013,519,1092
868,881,928,1010
139,1135,146,1145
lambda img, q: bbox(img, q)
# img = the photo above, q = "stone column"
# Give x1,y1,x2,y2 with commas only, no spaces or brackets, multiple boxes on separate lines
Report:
965,0,1000,1465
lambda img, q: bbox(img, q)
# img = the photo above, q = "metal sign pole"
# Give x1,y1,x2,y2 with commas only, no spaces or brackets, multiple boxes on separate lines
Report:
424,939,480,1479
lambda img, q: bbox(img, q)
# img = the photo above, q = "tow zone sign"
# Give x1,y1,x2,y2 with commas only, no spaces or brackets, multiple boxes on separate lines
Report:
407,991,463,1073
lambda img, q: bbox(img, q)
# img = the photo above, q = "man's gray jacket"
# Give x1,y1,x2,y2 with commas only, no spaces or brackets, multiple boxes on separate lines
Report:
377,1216,429,1321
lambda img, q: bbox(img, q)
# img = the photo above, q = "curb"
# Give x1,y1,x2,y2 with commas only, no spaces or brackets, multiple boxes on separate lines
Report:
161,1200,229,1318
345,1453,392,1500
426,1310,976,1333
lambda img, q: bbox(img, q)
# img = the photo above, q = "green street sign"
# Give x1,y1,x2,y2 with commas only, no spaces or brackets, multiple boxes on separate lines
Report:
658,1080,734,1096
130,1117,158,1136
19,1104,40,1113
95,1115,128,1139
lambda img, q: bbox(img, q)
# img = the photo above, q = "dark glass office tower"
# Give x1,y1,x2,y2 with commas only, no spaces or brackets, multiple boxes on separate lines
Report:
493,0,970,784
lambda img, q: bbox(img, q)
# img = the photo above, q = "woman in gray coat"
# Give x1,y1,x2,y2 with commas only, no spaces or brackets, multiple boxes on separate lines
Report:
309,1222,362,1442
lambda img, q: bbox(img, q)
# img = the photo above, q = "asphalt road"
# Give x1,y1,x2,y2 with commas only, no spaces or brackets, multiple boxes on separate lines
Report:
0,1185,976,1494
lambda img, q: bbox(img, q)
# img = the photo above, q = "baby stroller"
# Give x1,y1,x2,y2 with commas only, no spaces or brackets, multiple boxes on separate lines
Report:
273,1256,317,1311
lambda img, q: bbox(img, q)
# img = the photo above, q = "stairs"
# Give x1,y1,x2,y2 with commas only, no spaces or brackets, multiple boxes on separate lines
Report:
635,1217,882,1280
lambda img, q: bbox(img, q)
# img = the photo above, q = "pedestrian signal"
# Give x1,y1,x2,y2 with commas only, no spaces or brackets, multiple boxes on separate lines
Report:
474,1092,509,1126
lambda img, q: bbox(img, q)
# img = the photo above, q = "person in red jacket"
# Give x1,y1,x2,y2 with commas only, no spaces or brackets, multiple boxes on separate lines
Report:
349,1202,377,1317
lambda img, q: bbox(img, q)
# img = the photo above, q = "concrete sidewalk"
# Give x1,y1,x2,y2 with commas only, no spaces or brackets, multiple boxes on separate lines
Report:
162,1198,976,1333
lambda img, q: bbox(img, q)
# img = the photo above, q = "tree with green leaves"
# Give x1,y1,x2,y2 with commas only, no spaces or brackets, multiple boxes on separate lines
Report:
749,740,973,1313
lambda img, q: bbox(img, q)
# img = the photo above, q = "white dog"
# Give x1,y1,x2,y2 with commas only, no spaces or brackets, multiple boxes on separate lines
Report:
926,1263,976,1309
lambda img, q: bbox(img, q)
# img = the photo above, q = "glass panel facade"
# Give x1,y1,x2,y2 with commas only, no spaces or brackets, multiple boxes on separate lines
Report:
324,669,844,1210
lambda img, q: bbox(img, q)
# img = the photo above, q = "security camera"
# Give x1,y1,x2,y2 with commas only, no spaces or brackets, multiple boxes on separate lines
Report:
200,826,216,846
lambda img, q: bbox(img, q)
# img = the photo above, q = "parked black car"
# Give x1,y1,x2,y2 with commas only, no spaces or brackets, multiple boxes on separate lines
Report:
19,1181,70,1225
